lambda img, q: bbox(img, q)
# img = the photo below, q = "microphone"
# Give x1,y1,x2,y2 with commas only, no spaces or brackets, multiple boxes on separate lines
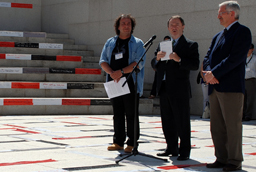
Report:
143,35,156,48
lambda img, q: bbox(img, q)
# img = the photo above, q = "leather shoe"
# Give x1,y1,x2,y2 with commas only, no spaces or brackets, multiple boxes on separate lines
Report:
157,151,178,157
206,161,226,168
107,143,123,151
223,164,241,171
177,156,189,161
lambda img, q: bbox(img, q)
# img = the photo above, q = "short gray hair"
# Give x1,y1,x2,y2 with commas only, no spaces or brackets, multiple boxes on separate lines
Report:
219,1,240,20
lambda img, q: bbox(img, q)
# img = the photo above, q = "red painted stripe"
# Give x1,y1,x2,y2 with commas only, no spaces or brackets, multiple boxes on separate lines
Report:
245,152,256,155
4,99,33,105
11,3,33,9
88,117,110,120
62,99,91,105
56,55,81,62
52,136,92,140
0,128,16,130
61,121,87,125
157,163,207,170
0,54,6,59
0,42,15,47
75,68,101,74
149,121,161,123
12,82,40,89
54,117,79,119
4,124,26,128
191,130,198,132
206,145,215,147
15,129,41,134
0,159,56,167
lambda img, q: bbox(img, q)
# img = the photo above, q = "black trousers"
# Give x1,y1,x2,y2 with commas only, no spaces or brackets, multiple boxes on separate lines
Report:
110,80,139,147
159,82,191,157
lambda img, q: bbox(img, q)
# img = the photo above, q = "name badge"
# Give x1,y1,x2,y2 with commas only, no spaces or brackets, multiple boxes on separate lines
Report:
115,52,123,60
246,68,250,72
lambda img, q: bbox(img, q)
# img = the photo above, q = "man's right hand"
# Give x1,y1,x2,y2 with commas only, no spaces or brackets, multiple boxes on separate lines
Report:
156,51,166,61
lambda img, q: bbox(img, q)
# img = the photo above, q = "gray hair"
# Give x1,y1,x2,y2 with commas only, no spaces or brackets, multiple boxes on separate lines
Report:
219,1,240,20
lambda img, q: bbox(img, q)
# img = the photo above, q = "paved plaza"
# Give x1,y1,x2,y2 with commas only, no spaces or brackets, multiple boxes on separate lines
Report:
0,115,255,172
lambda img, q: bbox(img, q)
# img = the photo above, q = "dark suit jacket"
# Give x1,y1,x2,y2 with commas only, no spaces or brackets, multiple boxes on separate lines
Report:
151,35,200,98
203,22,252,95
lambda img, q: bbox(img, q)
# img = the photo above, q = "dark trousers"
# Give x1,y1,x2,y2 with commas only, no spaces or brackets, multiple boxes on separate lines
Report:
243,78,256,119
110,91,139,147
159,82,191,157
150,72,157,96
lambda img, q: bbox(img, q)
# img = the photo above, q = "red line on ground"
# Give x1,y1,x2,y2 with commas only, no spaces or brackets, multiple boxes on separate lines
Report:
52,136,92,140
11,3,33,9
245,152,256,155
61,121,87,125
87,117,110,120
205,145,214,147
0,128,16,130
148,121,161,123
157,163,207,170
15,129,41,134
0,159,56,167
3,124,26,128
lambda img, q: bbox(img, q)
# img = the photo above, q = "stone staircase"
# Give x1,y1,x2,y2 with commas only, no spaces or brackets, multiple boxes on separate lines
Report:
0,31,159,115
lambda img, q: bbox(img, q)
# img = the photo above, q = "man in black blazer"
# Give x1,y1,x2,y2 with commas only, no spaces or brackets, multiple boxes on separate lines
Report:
152,15,199,161
203,1,251,171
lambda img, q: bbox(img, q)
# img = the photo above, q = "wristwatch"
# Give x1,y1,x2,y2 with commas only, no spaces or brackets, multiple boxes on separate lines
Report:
121,68,124,75
178,58,181,62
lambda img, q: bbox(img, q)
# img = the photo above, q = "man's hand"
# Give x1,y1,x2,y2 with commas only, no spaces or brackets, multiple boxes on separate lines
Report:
156,51,166,61
169,52,181,62
202,71,219,84
110,70,123,83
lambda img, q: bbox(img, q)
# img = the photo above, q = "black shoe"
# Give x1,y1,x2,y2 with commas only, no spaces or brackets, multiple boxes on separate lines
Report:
206,161,226,168
177,156,189,161
157,151,178,157
223,163,241,171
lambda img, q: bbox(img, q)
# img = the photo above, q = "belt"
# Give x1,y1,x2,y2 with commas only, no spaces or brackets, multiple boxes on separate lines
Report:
245,78,256,81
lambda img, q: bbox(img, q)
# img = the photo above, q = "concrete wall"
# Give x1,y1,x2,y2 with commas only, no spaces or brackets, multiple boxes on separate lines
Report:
41,0,256,115
0,0,41,31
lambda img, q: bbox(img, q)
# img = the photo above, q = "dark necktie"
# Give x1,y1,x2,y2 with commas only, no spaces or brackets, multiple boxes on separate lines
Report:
216,28,227,46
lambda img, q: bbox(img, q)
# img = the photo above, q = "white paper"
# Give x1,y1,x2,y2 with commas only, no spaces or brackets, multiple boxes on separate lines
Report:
103,77,130,99
160,40,173,61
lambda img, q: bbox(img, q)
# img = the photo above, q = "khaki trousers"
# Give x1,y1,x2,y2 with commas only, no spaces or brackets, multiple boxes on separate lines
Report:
209,89,243,166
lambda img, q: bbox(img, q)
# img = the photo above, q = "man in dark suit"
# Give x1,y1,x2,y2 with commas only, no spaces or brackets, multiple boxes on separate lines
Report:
203,1,251,171
151,15,199,161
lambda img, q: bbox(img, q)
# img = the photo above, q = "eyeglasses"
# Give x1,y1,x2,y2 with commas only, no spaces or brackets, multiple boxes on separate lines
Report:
218,11,232,16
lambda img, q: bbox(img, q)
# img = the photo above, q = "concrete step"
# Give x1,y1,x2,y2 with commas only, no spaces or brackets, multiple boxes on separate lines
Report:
0,42,87,51
0,98,154,115
0,36,75,45
0,59,99,68
0,81,107,97
0,31,69,39
0,47,93,56
0,73,105,82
